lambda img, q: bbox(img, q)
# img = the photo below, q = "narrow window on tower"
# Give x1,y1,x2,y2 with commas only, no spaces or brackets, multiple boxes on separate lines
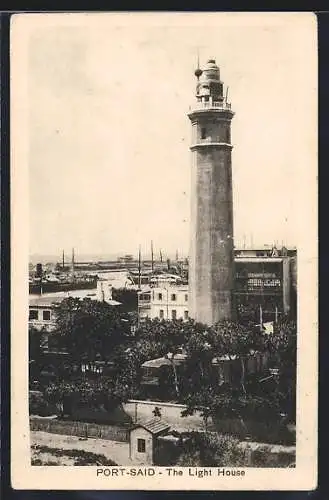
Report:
201,127,207,140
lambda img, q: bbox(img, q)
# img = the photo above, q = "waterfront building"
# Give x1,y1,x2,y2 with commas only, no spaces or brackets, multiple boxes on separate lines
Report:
137,252,296,322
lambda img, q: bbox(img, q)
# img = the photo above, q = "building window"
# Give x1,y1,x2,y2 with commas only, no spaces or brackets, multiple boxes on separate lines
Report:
185,294,188,302
29,309,38,320
158,293,163,300
140,294,150,302
201,127,206,139
184,310,189,320
172,310,177,320
171,294,176,301
159,309,164,319
137,439,146,453
43,310,51,321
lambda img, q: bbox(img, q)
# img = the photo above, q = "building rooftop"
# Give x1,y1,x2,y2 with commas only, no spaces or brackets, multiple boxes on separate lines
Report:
235,257,285,263
29,296,63,308
142,353,244,370
29,294,121,307
132,418,170,435
151,285,189,292
141,354,187,369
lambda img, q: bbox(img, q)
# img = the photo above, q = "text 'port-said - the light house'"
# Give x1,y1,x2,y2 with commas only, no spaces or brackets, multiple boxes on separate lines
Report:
188,58,235,326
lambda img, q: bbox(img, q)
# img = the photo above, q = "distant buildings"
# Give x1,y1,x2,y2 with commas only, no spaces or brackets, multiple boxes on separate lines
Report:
234,255,295,319
138,250,297,323
29,285,121,336
138,286,189,321
117,254,134,264
29,296,62,332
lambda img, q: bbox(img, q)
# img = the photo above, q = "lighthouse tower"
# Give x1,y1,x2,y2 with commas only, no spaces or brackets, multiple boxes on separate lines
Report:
188,59,235,325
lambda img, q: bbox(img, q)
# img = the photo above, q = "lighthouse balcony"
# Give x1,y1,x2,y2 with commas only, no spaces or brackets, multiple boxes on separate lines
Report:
189,100,232,112
190,136,233,149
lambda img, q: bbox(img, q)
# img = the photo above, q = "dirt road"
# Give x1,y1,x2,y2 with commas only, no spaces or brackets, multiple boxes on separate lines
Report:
31,431,131,465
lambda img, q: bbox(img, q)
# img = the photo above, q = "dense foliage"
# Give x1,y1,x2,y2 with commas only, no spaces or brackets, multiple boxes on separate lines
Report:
176,432,246,467
180,318,296,423
53,297,131,360
175,433,295,467
30,297,296,428
112,288,138,312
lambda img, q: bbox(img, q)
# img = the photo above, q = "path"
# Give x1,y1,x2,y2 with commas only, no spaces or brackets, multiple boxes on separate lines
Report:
31,431,131,465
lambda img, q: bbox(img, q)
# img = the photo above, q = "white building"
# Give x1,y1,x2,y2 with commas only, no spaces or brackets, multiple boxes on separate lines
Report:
29,284,121,332
29,296,62,332
138,285,189,321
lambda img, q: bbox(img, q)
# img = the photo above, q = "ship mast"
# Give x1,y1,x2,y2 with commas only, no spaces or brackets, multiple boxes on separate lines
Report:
71,248,75,279
151,240,154,273
138,245,141,290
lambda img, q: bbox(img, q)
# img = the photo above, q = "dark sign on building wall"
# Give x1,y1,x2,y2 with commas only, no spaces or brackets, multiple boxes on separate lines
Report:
235,260,283,293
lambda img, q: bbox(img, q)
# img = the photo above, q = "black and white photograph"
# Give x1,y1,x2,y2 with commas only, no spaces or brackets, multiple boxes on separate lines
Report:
11,12,317,490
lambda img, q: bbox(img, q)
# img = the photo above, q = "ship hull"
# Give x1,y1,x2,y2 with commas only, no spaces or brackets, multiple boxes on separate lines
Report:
29,280,97,295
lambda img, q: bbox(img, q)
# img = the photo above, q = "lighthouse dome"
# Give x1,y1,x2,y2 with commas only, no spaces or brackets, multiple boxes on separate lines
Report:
206,59,217,67
200,59,220,82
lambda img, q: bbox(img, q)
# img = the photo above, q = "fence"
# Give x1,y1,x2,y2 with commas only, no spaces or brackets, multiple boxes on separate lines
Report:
30,417,130,443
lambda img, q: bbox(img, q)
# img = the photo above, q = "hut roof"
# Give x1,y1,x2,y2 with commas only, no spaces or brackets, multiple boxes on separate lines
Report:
131,418,170,435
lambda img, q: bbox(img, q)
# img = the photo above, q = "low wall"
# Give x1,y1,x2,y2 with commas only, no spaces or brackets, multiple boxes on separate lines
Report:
124,399,207,431
30,417,129,443
124,400,295,444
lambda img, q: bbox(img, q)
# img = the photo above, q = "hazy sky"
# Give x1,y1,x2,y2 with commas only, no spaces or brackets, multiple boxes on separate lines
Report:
25,13,315,259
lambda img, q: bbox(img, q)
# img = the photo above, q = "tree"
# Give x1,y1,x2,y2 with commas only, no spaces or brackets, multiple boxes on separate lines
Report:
184,320,265,397
46,298,296,429
265,317,297,420
112,288,138,312
29,326,42,362
29,326,43,384
135,317,207,399
53,298,129,361
176,432,246,467
44,377,129,416
182,318,295,427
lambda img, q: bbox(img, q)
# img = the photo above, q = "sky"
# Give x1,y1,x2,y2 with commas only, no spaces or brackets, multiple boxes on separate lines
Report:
23,13,316,260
